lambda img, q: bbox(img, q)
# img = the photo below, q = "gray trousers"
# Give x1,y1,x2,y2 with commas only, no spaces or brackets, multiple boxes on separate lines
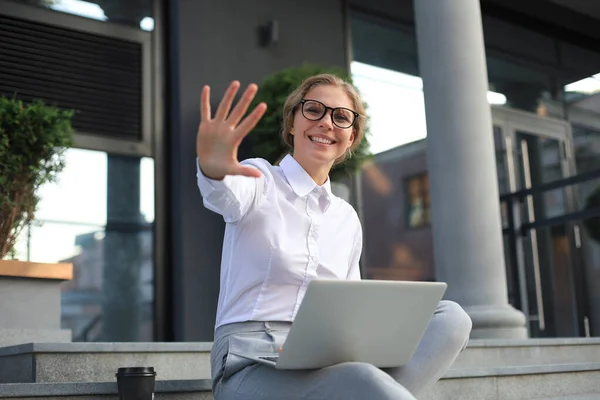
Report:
211,300,472,400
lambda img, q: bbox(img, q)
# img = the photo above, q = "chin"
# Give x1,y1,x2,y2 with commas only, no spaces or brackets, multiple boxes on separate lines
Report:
311,152,341,167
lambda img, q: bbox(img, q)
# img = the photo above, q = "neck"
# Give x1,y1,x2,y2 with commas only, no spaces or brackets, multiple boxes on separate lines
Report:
293,155,332,186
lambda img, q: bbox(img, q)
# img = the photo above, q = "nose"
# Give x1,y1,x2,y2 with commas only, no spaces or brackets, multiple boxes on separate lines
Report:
318,110,334,129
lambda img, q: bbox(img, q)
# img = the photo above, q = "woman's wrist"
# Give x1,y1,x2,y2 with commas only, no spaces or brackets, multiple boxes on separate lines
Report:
197,159,225,181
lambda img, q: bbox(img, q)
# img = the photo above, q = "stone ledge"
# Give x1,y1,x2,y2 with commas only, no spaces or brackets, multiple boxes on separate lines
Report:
539,395,600,400
0,380,212,397
0,261,72,281
467,338,600,347
0,342,213,357
424,364,600,400
0,330,71,349
444,362,600,379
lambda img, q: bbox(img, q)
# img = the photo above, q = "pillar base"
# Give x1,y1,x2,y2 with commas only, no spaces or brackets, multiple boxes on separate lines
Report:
465,304,528,339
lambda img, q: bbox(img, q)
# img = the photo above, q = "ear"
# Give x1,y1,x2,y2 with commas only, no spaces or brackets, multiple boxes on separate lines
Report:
347,128,356,148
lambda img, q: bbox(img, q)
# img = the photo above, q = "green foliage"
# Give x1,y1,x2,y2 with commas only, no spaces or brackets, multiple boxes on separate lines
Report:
0,96,74,259
583,184,600,243
250,64,372,182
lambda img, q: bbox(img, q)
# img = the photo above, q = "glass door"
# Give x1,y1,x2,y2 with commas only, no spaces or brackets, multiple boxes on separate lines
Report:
492,107,588,337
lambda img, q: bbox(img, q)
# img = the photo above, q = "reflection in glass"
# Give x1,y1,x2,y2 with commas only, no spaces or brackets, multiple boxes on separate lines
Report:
515,131,577,337
16,149,155,342
487,55,560,118
35,149,107,226
406,174,430,229
350,12,506,155
351,61,507,155
564,65,600,336
572,125,600,336
517,133,566,220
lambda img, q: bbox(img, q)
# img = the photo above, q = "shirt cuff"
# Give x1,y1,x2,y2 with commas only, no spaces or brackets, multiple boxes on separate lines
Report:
196,158,233,195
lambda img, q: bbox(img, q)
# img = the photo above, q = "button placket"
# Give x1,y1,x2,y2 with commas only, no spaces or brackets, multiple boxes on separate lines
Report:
294,190,322,317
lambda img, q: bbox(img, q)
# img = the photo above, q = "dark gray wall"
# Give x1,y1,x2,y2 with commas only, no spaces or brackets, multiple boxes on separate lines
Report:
168,0,347,341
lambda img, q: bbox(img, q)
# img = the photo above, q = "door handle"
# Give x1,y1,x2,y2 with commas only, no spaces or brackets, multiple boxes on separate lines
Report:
521,139,546,331
505,135,530,326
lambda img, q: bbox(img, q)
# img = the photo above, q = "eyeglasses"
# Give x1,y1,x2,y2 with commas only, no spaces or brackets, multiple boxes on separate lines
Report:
299,99,358,129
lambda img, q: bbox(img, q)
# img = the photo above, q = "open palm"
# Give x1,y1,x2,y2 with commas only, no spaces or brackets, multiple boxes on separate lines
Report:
196,81,267,180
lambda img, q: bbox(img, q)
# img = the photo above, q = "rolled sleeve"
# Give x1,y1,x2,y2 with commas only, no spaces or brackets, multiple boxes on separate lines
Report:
195,158,272,223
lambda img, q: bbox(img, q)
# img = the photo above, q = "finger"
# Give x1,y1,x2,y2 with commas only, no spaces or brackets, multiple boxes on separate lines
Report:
235,102,267,138
214,81,240,121
200,85,211,121
231,164,262,178
227,83,258,127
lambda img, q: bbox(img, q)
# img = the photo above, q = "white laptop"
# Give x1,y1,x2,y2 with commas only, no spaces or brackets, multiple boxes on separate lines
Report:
231,279,447,370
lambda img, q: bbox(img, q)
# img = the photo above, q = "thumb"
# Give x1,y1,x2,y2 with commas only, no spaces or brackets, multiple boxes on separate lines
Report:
233,164,262,178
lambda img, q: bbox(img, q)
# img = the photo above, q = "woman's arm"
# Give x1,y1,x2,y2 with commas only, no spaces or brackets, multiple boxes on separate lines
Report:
196,157,272,223
194,80,268,222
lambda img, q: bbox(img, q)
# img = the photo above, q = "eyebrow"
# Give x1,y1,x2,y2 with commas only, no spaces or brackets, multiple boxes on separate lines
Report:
304,99,355,110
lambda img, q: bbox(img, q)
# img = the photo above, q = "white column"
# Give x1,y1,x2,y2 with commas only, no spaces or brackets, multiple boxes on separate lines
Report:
413,0,527,338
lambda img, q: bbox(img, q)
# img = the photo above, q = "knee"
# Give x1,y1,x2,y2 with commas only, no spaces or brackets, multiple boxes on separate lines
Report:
332,362,403,398
437,301,472,348
334,362,382,384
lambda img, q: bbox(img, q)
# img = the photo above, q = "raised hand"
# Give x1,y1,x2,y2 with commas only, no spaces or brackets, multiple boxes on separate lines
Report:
196,81,267,180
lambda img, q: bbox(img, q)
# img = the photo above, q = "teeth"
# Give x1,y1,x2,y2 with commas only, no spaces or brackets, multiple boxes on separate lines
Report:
311,136,333,145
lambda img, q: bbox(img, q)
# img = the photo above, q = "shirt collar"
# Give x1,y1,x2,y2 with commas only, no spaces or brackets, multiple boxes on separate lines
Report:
280,154,333,200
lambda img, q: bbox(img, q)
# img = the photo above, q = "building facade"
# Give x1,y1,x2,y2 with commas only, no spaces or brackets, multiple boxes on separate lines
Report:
1,0,599,341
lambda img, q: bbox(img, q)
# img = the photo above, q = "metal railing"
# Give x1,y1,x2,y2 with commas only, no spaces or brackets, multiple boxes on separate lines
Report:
501,168,600,236
499,167,600,335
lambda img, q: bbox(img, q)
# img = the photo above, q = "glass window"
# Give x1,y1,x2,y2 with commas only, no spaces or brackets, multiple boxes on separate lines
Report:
487,54,560,117
350,12,513,155
11,0,154,30
351,61,427,154
571,124,600,336
14,148,155,342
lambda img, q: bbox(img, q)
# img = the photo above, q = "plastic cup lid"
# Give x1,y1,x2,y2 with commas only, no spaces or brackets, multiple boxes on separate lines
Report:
116,367,156,375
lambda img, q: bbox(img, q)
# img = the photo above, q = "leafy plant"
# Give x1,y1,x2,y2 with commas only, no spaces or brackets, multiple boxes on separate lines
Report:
250,64,372,182
583,184,600,243
0,96,74,259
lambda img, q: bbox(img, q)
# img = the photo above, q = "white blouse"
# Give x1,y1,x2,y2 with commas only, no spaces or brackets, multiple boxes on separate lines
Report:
196,154,363,329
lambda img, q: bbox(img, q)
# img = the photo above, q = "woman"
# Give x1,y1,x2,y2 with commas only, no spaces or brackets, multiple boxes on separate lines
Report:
196,74,472,400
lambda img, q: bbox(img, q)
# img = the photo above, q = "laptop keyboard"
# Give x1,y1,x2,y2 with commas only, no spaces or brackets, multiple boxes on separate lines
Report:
259,356,279,362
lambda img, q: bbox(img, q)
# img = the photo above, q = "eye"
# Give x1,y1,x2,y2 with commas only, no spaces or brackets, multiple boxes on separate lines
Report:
333,110,352,122
303,101,325,117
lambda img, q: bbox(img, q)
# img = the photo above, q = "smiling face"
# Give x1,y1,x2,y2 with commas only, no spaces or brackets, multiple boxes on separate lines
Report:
289,85,356,175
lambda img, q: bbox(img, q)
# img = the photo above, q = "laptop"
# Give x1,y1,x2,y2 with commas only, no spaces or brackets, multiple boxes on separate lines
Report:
231,279,447,370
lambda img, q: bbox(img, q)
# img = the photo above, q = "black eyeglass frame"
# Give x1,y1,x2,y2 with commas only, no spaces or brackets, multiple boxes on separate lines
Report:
298,99,359,129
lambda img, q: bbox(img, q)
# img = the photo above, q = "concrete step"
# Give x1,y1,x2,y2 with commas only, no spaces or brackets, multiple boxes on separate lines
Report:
0,338,599,384
0,343,212,384
424,362,600,400
1,364,596,400
539,395,600,399
455,338,600,369
0,379,212,399
0,366,597,400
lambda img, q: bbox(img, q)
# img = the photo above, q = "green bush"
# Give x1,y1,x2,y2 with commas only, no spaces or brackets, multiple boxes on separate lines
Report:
0,96,74,259
250,64,372,182
583,185,600,243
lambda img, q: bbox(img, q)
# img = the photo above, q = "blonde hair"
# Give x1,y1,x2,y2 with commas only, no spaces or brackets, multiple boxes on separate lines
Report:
280,74,366,165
